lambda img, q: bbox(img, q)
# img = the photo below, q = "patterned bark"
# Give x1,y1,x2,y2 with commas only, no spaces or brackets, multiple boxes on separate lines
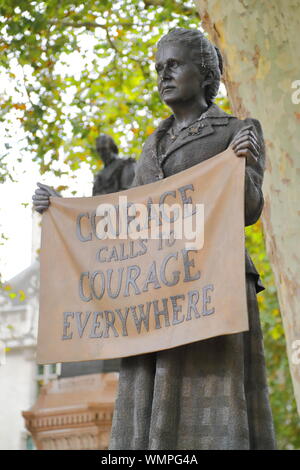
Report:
195,0,300,413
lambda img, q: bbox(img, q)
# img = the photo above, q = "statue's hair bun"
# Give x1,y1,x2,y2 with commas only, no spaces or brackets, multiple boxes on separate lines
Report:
214,46,223,75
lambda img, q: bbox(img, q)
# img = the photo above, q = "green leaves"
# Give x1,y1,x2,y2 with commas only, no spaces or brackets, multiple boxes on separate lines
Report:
0,0,198,182
246,221,300,449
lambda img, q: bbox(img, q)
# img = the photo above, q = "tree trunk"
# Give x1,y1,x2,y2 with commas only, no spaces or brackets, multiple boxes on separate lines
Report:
195,0,300,413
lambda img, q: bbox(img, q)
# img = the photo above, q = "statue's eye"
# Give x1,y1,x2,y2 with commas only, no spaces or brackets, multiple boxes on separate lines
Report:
169,60,179,68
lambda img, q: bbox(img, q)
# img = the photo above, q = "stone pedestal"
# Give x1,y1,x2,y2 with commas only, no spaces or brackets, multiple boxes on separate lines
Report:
22,372,118,450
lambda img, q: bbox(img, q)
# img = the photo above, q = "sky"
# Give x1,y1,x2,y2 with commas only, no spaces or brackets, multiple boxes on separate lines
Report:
0,32,103,282
0,158,93,282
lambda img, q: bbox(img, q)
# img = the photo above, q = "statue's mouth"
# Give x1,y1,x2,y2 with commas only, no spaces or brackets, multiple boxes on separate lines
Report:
162,86,176,93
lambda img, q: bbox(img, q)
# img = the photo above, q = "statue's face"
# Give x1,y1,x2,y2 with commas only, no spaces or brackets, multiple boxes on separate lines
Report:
96,136,114,164
155,43,205,106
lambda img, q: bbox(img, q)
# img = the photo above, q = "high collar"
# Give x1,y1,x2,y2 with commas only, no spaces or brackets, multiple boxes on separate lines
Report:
145,103,235,173
155,103,234,136
201,102,234,120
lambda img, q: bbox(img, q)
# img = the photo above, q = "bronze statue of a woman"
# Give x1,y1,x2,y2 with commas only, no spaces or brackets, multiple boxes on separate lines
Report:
109,29,276,450
33,28,276,450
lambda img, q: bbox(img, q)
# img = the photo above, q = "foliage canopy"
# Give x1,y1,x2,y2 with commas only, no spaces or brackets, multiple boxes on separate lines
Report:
0,0,299,449
0,0,198,181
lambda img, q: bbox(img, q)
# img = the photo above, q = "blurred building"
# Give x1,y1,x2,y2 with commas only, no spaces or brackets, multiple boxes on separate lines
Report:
0,211,52,449
0,211,119,450
22,370,118,450
0,257,40,450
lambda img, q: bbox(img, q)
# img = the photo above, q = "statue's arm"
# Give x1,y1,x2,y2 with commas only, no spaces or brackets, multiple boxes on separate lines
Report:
92,174,101,196
120,160,136,190
32,182,62,214
129,137,153,188
230,118,265,226
130,166,142,188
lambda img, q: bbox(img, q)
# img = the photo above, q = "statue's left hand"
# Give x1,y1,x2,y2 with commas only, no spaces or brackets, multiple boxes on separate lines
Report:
230,125,260,166
32,182,61,214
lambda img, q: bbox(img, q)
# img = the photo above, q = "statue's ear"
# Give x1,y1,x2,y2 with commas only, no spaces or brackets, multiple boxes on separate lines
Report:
201,70,215,88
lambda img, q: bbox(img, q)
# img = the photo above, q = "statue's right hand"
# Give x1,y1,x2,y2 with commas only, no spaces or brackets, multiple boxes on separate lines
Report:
32,182,61,214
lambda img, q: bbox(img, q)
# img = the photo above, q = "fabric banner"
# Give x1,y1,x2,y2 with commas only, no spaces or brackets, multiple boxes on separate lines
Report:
37,147,248,364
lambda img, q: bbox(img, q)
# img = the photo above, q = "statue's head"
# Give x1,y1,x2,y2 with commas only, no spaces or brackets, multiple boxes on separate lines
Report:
96,134,119,165
156,28,223,107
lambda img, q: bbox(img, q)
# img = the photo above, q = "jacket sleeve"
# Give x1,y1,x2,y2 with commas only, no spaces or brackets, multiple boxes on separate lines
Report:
130,135,154,188
131,157,144,188
233,117,265,226
120,159,136,190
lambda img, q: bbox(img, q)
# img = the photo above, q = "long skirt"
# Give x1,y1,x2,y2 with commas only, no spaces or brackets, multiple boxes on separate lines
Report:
109,277,276,450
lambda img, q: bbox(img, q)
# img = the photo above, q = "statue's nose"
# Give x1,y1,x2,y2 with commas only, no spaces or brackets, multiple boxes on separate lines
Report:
158,64,172,80
162,65,172,79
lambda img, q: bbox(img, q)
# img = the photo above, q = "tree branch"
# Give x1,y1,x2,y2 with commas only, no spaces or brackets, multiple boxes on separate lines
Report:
48,20,136,30
143,0,195,16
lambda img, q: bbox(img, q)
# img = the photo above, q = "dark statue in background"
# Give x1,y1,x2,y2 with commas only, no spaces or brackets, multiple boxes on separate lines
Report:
33,28,276,450
32,133,136,211
92,134,136,196
32,134,135,378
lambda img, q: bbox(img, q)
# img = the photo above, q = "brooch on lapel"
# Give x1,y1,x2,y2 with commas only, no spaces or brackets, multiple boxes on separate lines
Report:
187,122,205,136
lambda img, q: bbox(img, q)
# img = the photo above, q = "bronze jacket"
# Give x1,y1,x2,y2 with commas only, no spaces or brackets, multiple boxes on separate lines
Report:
132,103,265,293
93,157,136,195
